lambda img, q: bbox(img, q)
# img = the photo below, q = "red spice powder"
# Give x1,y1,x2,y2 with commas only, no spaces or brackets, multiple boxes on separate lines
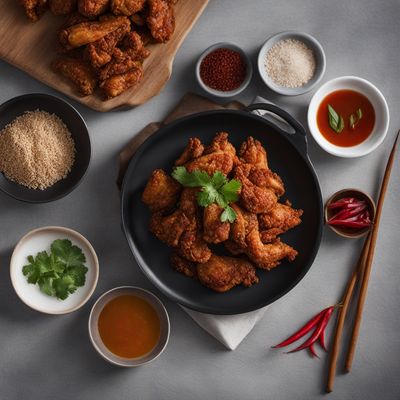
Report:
200,48,247,92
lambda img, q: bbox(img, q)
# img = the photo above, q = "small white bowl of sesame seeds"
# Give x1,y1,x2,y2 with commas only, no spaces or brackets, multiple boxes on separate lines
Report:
257,31,326,96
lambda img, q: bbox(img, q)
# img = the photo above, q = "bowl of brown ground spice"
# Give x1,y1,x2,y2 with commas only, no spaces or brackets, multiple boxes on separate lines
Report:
257,31,326,96
0,93,91,203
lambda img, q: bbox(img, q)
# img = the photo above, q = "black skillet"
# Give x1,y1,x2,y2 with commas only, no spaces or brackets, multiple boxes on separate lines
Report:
121,103,323,315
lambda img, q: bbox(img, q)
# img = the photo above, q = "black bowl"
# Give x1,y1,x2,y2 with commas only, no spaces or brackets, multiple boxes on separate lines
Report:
0,93,91,203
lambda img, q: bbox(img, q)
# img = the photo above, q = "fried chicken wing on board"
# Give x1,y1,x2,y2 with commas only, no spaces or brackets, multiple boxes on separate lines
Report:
59,16,129,50
258,201,303,242
203,204,230,244
141,169,181,212
197,254,259,293
49,0,77,15
78,0,110,17
234,164,277,214
52,57,97,95
174,138,204,166
121,31,151,61
21,0,48,21
100,63,143,98
111,0,146,15
84,20,131,68
147,0,175,43
98,49,140,80
246,230,297,270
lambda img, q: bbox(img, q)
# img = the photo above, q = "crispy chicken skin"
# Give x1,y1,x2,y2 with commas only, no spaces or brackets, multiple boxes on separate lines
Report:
204,132,236,158
141,169,181,212
170,252,197,278
78,0,110,17
234,164,277,214
229,203,257,248
84,20,130,68
147,0,175,43
197,254,259,293
178,230,211,263
121,31,151,61
248,167,284,197
52,57,97,95
239,137,268,169
174,138,204,166
59,16,129,49
98,49,141,80
21,0,48,21
49,0,77,15
100,63,143,98
203,204,230,244
111,0,146,15
150,211,189,247
246,230,297,270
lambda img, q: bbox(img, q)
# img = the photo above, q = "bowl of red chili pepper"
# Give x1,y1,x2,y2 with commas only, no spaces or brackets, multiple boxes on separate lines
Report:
196,42,253,98
324,189,375,238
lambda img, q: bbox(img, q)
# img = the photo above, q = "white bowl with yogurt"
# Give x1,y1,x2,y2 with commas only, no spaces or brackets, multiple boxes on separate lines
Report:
10,226,99,314
257,31,326,96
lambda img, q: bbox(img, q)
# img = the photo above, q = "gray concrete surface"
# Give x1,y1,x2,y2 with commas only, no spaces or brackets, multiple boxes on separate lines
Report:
0,1,399,399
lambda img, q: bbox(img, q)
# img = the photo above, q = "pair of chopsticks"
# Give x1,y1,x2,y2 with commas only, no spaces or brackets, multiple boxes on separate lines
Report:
326,131,400,393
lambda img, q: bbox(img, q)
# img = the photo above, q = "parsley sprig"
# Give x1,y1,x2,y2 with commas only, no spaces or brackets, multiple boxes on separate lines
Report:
172,166,241,223
22,239,88,300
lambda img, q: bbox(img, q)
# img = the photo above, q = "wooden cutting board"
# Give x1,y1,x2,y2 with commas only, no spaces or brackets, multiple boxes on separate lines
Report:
0,0,208,112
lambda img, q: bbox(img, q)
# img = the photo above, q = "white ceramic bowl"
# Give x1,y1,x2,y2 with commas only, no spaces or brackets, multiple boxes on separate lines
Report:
308,76,389,157
257,31,326,96
196,42,253,98
88,286,170,367
10,226,99,314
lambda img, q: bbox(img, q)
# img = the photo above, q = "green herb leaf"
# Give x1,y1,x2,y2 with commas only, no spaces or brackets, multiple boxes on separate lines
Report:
172,166,241,222
349,108,363,130
220,206,237,223
357,108,362,119
328,104,345,133
22,239,88,301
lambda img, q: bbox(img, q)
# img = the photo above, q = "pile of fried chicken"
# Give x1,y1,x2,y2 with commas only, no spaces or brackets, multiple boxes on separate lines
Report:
142,132,303,293
20,0,177,99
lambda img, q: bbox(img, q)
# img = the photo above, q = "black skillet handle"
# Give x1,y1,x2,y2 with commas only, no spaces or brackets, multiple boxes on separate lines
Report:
246,103,308,156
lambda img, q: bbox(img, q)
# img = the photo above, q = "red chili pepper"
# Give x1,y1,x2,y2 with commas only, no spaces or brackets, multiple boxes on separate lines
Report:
319,329,327,352
328,199,363,209
287,307,335,353
309,343,319,358
272,307,330,348
329,204,367,222
328,220,372,228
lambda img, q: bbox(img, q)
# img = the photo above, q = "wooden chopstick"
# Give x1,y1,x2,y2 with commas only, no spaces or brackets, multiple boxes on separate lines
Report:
326,234,371,392
344,131,400,372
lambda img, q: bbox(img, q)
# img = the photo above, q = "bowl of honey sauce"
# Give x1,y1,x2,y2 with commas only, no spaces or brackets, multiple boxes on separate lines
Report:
308,76,389,157
89,286,170,367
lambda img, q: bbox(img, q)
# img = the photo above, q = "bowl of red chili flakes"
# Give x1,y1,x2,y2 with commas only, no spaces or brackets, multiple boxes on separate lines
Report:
196,42,253,98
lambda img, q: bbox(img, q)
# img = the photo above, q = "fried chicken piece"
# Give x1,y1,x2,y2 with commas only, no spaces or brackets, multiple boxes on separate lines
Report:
111,0,146,15
204,132,236,158
147,0,175,43
248,167,284,197
245,230,297,270
174,138,204,166
49,0,77,15
100,63,143,98
98,49,140,80
84,20,130,68
229,203,257,248
59,16,129,50
52,57,97,96
259,202,303,231
235,164,277,214
78,0,110,17
150,211,190,247
203,204,230,244
141,169,181,212
170,252,197,278
62,11,90,27
121,31,151,61
21,0,48,21
224,240,245,256
178,230,211,263
197,254,259,293
239,137,268,169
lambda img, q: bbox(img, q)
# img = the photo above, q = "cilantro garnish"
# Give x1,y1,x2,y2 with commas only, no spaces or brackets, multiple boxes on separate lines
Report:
22,239,88,300
172,166,241,223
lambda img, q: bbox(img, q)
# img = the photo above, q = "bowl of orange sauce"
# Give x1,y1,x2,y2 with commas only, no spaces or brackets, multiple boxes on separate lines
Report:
308,76,389,157
89,286,170,367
